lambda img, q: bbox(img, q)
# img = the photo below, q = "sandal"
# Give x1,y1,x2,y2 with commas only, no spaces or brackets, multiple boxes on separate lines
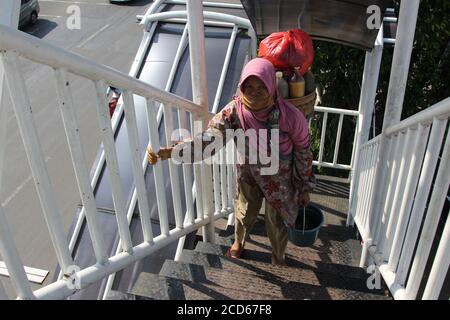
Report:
271,255,287,266
226,247,243,259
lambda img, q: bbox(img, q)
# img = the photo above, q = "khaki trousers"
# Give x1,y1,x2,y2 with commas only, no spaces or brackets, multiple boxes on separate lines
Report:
234,181,288,261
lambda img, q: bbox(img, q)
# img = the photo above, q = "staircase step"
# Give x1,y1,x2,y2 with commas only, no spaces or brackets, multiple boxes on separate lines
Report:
104,290,136,300
211,235,355,265
130,272,277,300
159,260,390,300
179,248,366,281
216,222,358,266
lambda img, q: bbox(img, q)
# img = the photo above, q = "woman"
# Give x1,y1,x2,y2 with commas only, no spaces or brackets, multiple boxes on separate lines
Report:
147,58,316,266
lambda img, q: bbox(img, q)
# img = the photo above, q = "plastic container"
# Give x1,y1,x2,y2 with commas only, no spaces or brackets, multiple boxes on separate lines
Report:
303,70,316,95
288,67,305,98
288,204,324,247
276,71,289,98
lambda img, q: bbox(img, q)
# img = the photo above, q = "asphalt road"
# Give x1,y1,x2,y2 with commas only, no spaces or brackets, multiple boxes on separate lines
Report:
0,0,154,298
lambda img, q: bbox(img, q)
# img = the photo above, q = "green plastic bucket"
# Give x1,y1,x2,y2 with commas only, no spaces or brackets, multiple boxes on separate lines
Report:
288,204,324,247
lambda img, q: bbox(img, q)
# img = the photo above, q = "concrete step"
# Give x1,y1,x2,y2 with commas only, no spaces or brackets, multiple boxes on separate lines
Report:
216,234,359,265
179,247,366,281
130,272,277,300
215,217,359,265
104,290,136,300
158,259,390,300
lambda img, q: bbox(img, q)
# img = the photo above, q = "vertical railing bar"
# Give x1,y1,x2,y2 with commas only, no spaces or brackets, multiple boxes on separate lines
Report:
352,146,365,228
367,143,380,234
93,80,133,252
397,119,447,285
220,147,228,211
212,25,238,113
122,90,154,242
377,134,401,253
349,134,365,221
145,99,170,236
318,112,328,163
1,51,73,271
372,137,392,245
362,145,375,233
361,146,372,230
356,146,368,228
226,140,235,209
178,110,195,225
191,116,204,220
388,124,428,272
347,114,361,227
373,136,394,245
379,133,402,257
350,115,359,167
333,114,344,165
162,103,184,229
213,151,221,213
406,126,450,299
362,145,376,229
383,129,412,261
422,210,450,300
0,206,35,299
54,68,108,264
353,146,367,231
201,160,215,241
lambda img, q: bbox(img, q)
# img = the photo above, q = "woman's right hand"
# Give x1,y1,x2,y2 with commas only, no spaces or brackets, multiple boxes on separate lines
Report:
147,146,173,165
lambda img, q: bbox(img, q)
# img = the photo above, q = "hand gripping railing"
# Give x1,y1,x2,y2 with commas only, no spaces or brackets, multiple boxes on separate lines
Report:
0,19,233,299
350,97,450,299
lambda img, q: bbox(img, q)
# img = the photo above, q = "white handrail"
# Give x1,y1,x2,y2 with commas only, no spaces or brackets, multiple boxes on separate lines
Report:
165,0,243,9
141,10,257,58
1,51,74,272
422,212,450,300
54,68,109,265
385,97,450,135
0,25,203,117
31,213,231,300
350,97,450,299
312,106,359,171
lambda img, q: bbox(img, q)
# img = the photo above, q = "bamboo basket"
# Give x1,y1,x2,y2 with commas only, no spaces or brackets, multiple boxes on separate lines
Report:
286,90,316,118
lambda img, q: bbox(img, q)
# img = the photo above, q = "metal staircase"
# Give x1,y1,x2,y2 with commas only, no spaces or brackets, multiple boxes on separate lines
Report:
0,0,448,300
125,176,391,300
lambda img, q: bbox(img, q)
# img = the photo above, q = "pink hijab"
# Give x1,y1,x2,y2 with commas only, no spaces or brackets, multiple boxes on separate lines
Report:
234,58,310,155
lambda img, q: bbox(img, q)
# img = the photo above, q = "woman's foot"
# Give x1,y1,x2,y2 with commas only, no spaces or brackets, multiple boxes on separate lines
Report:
226,241,243,259
271,254,287,266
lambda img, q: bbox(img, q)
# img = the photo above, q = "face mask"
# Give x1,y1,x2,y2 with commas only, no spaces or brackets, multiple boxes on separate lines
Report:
240,92,274,112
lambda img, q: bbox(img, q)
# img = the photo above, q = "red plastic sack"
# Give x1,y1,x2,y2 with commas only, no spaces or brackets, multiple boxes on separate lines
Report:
258,29,314,75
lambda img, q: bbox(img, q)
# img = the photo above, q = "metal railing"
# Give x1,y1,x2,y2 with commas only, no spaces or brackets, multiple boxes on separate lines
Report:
350,97,450,299
312,106,359,171
0,0,245,298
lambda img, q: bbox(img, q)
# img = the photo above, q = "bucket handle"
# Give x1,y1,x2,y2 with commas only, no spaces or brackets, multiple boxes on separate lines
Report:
302,206,306,235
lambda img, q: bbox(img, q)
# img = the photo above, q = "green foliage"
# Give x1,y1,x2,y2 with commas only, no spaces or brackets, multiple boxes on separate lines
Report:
309,0,450,177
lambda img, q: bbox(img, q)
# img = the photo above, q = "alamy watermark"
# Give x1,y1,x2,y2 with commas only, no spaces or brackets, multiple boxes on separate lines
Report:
366,5,382,30
366,264,382,290
64,265,81,290
66,5,81,30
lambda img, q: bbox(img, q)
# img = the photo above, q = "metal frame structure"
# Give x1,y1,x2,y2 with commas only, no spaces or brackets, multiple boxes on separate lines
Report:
0,0,448,301
0,0,252,300
349,0,450,300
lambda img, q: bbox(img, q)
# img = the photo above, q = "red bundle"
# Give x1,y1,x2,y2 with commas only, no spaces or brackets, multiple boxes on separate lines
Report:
258,29,314,75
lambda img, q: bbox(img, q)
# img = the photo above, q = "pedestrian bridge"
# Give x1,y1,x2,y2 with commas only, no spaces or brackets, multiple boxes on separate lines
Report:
0,0,448,300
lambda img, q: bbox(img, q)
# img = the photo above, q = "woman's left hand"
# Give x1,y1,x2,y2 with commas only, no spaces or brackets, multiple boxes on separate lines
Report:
298,192,310,208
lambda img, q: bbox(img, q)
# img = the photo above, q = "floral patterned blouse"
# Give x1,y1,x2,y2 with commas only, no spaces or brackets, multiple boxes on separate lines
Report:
175,101,316,227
